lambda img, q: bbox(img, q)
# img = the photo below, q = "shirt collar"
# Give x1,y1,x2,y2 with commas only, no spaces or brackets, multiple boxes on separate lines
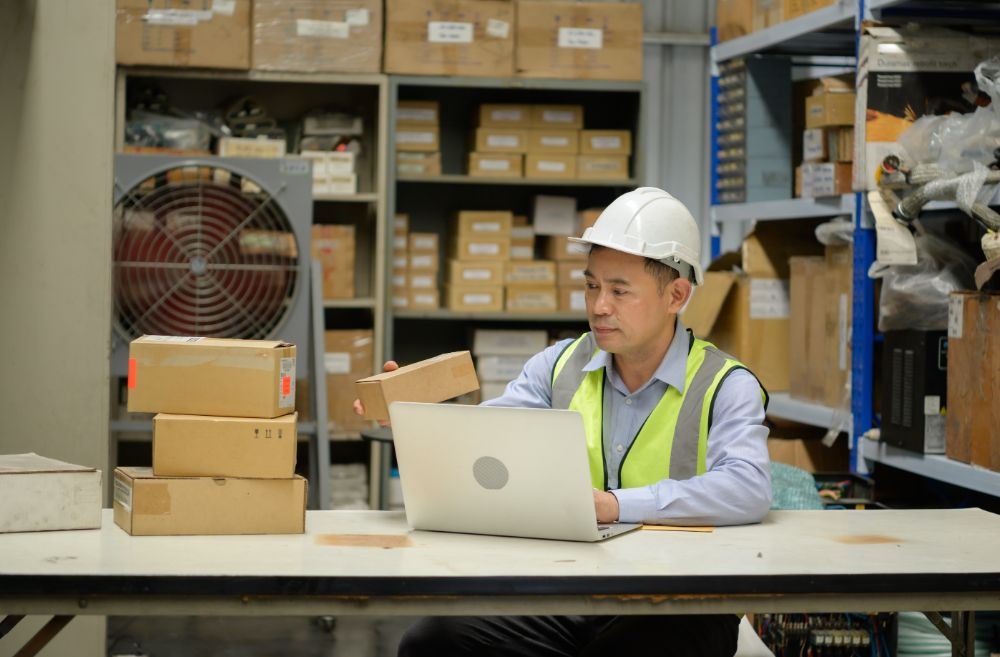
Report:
581,318,690,393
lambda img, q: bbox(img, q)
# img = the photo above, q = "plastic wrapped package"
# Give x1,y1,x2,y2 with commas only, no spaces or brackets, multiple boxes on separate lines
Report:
125,111,213,151
868,230,976,331
251,0,382,73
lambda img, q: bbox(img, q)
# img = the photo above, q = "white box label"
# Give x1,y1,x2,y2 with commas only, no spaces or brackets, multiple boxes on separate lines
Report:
487,135,520,148
324,352,351,375
297,19,350,39
803,128,825,161
748,279,790,319
542,110,574,124
393,255,408,268
541,136,570,147
212,0,236,16
537,160,567,173
412,293,436,305
591,136,622,150
428,21,473,43
411,255,434,268
478,159,511,172
463,269,492,281
491,109,523,122
924,395,941,415
397,131,434,144
558,27,603,49
463,294,493,305
345,8,370,26
114,477,132,512
486,18,510,39
412,236,436,250
469,243,500,256
392,274,406,287
279,357,296,408
397,108,436,122
948,295,964,339
410,275,434,288
472,221,502,232
145,9,211,25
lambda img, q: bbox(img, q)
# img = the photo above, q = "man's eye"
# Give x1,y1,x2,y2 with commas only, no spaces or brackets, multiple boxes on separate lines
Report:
585,282,598,290
612,289,627,296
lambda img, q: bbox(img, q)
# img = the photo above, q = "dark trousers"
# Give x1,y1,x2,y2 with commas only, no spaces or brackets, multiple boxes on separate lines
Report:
397,613,740,657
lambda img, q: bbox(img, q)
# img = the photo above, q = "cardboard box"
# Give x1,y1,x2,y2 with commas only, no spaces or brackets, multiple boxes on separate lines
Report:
580,130,632,155
800,162,851,198
803,127,853,163
557,261,586,285
325,329,375,434
384,0,515,77
0,454,101,533
445,284,505,312
752,0,784,32
784,0,805,20
153,413,297,478
577,155,630,180
468,153,523,178
127,337,296,418
767,434,849,473
450,236,511,261
716,0,753,42
397,152,442,176
397,101,440,125
312,224,356,299
114,467,306,536
681,221,823,392
251,0,382,73
806,0,835,9
531,105,585,130
506,260,556,285
805,92,855,129
217,137,287,158
854,26,1000,190
407,269,438,289
515,1,642,81
396,126,440,152
525,154,576,179
946,292,1000,470
479,104,532,128
789,257,827,403
355,351,480,421
116,0,251,69
409,288,441,310
409,252,440,271
824,245,852,407
579,208,602,232
543,236,588,261
527,129,579,154
510,239,535,261
559,285,587,312
453,211,513,236
475,128,527,153
448,260,505,286
472,329,548,356
409,232,439,254
506,285,557,312
532,195,577,236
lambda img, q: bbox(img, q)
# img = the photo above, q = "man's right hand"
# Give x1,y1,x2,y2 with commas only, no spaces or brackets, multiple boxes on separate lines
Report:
352,360,399,426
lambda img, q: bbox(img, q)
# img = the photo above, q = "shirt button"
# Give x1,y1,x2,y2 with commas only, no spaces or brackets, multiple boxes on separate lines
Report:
616,444,624,453
625,398,633,406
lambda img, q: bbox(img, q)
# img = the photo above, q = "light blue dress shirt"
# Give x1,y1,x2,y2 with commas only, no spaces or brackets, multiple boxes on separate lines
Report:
481,318,772,526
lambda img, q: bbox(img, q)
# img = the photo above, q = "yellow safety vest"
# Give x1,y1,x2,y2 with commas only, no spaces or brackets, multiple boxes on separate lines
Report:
550,330,767,490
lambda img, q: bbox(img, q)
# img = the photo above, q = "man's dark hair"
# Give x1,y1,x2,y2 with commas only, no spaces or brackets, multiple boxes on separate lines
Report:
590,244,678,295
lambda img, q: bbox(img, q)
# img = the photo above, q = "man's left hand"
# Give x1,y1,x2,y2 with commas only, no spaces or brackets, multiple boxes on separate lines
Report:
593,489,620,523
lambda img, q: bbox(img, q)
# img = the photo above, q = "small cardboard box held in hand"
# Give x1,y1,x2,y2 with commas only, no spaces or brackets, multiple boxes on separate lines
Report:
355,352,480,422
127,336,296,418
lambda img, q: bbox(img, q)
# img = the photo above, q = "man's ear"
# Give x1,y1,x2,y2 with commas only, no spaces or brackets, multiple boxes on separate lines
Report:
667,278,692,314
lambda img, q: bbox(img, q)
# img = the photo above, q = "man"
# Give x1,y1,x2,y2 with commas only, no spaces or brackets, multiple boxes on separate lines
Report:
357,187,772,657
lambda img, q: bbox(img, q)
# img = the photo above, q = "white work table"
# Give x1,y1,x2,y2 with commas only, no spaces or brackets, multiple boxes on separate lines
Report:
2,508,1000,620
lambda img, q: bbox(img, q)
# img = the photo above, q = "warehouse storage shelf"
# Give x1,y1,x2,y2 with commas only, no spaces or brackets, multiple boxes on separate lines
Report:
397,175,639,188
117,66,386,87
393,310,587,323
711,195,854,223
767,392,851,435
389,75,644,93
314,193,379,203
861,440,1000,498
323,298,376,309
713,3,857,62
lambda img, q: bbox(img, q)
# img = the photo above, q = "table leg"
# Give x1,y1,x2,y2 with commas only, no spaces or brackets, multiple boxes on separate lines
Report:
0,615,25,639
922,611,975,657
12,615,73,657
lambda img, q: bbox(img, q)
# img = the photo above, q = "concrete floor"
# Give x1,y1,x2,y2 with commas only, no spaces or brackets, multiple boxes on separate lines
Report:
107,616,416,657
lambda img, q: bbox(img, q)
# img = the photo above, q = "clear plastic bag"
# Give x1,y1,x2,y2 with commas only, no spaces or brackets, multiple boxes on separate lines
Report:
125,110,212,151
868,230,976,331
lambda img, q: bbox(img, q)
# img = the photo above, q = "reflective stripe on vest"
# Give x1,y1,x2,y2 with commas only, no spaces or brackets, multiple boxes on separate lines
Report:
550,331,766,490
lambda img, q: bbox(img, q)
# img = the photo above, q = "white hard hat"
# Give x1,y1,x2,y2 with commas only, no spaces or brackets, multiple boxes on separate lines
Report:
568,187,704,285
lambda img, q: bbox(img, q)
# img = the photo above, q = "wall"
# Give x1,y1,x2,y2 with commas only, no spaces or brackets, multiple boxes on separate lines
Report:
0,0,114,655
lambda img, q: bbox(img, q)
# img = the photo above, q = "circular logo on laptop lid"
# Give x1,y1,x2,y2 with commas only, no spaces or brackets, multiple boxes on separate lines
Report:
472,456,509,490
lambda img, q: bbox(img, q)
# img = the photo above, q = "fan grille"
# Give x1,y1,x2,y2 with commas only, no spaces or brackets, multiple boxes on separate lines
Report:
113,164,300,340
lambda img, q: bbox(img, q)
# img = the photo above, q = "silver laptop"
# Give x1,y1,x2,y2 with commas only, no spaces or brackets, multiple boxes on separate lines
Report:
387,402,641,542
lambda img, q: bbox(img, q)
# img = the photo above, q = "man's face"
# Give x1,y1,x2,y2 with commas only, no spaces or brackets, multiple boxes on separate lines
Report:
584,247,681,357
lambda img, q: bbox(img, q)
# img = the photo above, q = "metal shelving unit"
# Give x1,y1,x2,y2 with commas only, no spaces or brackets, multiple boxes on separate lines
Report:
397,175,639,187
394,310,587,322
861,440,1000,498
767,393,851,435
713,3,856,61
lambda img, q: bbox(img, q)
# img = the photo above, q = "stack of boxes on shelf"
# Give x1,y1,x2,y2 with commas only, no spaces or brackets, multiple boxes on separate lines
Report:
472,329,550,401
716,0,840,43
298,111,362,197
469,104,530,178
396,101,441,177
116,336,306,536
312,224,356,301
447,211,512,312
797,78,855,198
391,214,443,311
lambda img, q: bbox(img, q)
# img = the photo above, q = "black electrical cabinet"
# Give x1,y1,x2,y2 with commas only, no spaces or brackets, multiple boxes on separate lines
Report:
881,330,948,454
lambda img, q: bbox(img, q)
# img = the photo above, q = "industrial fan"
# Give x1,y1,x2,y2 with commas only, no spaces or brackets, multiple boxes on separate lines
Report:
111,154,313,376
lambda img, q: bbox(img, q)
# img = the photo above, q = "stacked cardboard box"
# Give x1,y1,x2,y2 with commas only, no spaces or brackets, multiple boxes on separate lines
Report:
716,0,839,43
396,101,441,177
797,77,855,198
325,329,376,435
469,104,530,178
312,224,356,300
301,149,358,196
526,106,583,179
117,336,306,536
446,211,511,312
390,214,441,310
472,329,549,401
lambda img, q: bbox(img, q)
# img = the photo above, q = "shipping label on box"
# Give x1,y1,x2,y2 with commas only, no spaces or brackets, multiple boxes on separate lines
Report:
579,130,632,155
355,351,480,421
451,236,511,261
526,154,577,179
409,288,441,309
475,128,527,153
407,269,438,289
448,260,505,286
114,467,307,536
409,252,440,271
153,412,297,478
251,0,383,73
0,454,102,533
530,105,584,129
445,284,505,312
479,104,532,128
127,337,296,418
409,232,439,254
468,153,523,178
397,100,440,125
527,128,580,154
515,2,642,81
384,0,514,77
218,136,287,158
